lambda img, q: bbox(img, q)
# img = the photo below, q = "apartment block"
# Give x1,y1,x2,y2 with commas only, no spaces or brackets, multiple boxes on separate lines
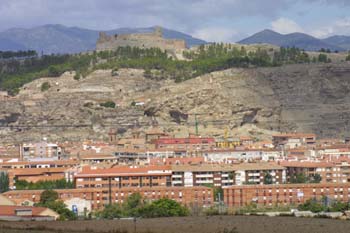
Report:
3,186,213,210
171,164,235,187
232,163,286,185
223,183,350,208
21,142,62,160
154,136,215,153
75,165,172,189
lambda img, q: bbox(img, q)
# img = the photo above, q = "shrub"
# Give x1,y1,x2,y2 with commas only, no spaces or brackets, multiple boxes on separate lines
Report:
298,199,326,213
73,72,80,80
329,201,350,212
96,194,189,219
346,53,350,61
111,67,119,76
318,53,329,63
48,65,61,77
41,82,51,92
100,101,116,108
138,198,189,218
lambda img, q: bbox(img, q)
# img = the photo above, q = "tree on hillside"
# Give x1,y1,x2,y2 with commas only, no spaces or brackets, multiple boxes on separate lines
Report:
47,65,61,77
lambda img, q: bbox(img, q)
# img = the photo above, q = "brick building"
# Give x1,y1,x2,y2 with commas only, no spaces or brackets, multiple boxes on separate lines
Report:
0,160,78,170
272,133,316,149
3,186,213,210
154,136,215,153
279,161,350,184
75,165,172,189
223,183,350,208
8,167,70,189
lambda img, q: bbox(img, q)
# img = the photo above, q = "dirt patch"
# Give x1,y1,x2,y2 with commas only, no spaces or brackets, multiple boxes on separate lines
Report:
0,216,350,233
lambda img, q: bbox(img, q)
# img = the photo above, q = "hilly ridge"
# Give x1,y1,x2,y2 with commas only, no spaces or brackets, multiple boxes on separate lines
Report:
238,29,348,51
0,24,207,54
1,62,350,142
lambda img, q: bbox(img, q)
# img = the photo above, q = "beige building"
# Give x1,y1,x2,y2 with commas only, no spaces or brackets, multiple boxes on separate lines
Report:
0,194,15,206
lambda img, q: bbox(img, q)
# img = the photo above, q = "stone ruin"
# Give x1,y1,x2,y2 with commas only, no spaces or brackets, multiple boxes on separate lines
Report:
96,27,186,52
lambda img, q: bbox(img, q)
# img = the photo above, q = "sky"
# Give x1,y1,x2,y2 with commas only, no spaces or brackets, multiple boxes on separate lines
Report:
0,0,350,42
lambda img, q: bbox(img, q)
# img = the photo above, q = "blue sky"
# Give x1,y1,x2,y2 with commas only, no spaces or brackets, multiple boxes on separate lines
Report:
0,0,350,42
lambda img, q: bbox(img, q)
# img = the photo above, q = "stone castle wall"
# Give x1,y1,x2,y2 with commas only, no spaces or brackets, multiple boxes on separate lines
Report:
96,27,186,52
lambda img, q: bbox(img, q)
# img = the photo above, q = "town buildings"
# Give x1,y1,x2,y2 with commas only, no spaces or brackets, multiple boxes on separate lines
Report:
3,186,213,212
224,183,350,208
2,130,350,213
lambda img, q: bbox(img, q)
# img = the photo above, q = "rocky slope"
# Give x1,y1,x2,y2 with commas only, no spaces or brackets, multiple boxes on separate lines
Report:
1,62,350,142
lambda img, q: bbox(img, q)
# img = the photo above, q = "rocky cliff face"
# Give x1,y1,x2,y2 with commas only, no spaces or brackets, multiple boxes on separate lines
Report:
1,62,350,142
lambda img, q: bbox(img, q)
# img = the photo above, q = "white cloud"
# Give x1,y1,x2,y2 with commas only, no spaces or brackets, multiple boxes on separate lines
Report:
271,17,304,34
310,27,334,38
310,17,350,38
193,27,238,42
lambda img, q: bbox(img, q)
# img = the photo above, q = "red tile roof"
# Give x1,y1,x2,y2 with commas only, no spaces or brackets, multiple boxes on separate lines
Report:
76,165,172,177
279,161,333,168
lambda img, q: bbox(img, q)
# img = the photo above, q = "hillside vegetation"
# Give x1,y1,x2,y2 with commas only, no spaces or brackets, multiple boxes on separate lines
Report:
0,45,334,95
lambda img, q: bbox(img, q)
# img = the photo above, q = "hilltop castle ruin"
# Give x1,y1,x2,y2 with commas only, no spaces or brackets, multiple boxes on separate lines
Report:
96,27,186,52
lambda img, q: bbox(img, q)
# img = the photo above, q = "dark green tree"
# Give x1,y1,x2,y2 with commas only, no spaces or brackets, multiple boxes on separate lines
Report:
100,101,116,108
39,189,59,205
138,198,189,218
47,65,61,77
0,172,9,193
290,173,308,184
263,172,273,185
37,189,76,220
318,53,328,63
310,174,322,183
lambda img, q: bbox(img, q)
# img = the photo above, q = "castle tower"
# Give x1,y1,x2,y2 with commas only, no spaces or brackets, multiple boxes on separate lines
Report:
98,32,109,42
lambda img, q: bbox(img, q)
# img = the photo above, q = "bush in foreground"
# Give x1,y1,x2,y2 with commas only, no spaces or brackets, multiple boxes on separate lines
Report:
96,193,189,219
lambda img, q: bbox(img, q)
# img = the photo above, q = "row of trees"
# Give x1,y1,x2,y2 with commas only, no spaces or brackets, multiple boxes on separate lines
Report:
0,50,37,59
15,178,74,190
0,45,339,95
96,193,189,219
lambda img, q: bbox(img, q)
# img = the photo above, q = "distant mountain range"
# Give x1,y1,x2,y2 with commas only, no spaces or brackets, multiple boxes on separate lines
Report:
0,24,206,54
1,25,350,54
238,29,350,52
